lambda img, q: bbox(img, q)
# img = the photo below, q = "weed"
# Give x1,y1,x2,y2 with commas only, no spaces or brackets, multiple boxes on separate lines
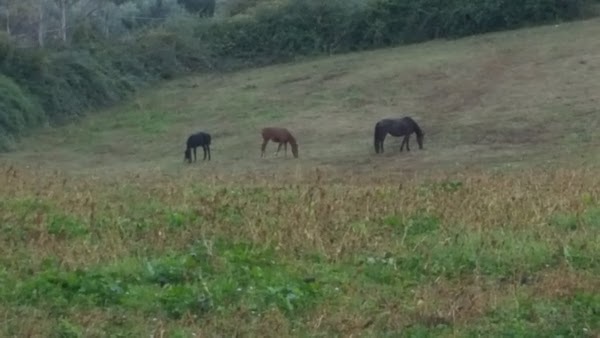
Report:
582,207,600,228
0,165,598,335
55,319,84,338
549,212,579,231
47,214,88,239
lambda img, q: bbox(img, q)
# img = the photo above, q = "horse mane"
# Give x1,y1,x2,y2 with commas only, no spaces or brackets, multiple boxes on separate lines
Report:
287,131,297,145
404,117,423,137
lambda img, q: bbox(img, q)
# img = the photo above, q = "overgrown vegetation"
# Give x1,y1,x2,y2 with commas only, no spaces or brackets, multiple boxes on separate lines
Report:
0,0,597,150
1,166,598,335
1,0,598,335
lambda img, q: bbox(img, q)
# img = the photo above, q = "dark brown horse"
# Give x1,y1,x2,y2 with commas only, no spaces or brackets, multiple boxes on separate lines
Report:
184,131,211,163
374,116,424,154
261,127,298,158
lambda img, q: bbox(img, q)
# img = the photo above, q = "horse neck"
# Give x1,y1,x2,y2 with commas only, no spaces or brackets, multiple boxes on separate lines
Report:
408,119,423,137
413,124,423,137
287,134,297,145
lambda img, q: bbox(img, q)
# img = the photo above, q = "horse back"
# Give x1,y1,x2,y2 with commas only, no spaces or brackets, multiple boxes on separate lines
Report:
187,131,211,147
262,127,292,141
203,132,211,145
400,116,422,134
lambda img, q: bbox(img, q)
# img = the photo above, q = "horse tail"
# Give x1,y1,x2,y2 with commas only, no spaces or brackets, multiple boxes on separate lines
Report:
374,122,382,153
206,133,212,145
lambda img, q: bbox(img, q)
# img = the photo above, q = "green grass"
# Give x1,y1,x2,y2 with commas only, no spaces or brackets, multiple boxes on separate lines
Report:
1,166,599,336
1,17,600,337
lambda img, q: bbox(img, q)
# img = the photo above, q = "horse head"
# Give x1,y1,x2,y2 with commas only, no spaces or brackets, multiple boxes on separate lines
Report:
416,132,424,149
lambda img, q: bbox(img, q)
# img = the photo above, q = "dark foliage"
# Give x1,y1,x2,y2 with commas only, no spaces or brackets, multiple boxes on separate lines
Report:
178,0,216,16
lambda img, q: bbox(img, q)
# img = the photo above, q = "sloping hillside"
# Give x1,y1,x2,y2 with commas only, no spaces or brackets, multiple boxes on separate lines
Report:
3,18,600,176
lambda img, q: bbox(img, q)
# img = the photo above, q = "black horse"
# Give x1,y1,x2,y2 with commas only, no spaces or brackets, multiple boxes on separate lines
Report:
184,131,211,163
374,116,424,154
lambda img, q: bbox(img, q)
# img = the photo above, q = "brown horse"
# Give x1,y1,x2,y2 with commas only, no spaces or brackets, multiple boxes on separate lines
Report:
261,127,298,158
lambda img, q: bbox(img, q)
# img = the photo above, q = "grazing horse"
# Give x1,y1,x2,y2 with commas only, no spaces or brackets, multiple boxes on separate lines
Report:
261,127,298,158
184,131,211,163
374,116,424,154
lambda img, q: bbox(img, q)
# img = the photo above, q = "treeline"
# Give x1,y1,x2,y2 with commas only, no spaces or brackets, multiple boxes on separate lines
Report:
0,0,596,150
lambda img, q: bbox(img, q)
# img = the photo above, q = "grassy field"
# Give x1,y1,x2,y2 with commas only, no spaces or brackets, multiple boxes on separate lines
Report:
1,18,600,337
1,166,599,336
4,18,600,176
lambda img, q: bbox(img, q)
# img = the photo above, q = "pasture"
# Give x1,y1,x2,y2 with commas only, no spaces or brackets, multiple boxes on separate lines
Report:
1,18,599,337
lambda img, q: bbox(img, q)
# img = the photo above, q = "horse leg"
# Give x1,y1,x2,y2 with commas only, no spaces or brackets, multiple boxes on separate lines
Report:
406,135,411,152
193,147,197,162
207,145,211,161
203,145,207,161
276,143,282,156
261,140,268,158
400,136,408,152
284,142,288,158
185,147,191,163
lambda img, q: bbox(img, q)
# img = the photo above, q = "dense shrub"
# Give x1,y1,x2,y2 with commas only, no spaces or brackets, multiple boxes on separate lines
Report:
177,0,216,16
221,0,284,16
46,51,132,118
202,0,593,62
0,75,43,151
0,0,595,150
196,0,367,67
359,0,591,45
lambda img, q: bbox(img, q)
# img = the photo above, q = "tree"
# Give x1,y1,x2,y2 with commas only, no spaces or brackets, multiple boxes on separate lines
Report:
0,0,11,37
223,0,283,16
0,0,47,47
37,1,44,46
177,0,214,16
54,0,73,42
51,0,113,44
54,0,95,43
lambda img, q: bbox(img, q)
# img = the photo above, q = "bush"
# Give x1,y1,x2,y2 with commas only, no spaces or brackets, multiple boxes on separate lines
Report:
19,50,133,123
198,0,593,67
177,0,216,16
359,0,591,45
197,0,367,67
0,75,43,151
222,0,284,16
